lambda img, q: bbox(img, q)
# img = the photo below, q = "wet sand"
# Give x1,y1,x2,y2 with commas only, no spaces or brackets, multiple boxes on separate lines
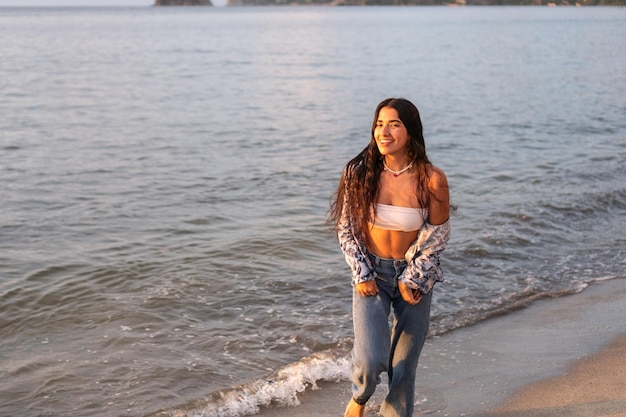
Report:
483,333,626,417
255,278,626,417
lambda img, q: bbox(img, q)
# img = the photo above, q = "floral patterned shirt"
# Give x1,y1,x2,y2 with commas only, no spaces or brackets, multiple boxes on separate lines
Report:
337,203,450,294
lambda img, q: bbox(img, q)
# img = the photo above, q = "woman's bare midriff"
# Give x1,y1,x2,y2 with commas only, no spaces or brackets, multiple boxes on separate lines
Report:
366,226,419,260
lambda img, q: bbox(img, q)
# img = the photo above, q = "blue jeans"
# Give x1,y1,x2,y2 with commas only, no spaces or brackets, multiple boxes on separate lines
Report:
350,253,432,417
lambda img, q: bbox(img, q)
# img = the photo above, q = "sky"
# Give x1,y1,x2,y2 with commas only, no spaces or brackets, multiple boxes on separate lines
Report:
0,0,227,6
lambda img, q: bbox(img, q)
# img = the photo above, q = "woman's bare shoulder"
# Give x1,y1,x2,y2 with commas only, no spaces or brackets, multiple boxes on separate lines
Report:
426,164,448,191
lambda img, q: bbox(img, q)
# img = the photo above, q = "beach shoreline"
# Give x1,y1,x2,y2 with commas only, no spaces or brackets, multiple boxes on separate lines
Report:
484,334,626,417
252,277,626,417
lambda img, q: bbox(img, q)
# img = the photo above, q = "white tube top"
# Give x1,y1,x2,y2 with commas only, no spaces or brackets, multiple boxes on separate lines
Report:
370,203,427,232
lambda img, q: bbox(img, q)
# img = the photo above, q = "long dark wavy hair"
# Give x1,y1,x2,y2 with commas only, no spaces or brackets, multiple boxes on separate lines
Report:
328,98,433,237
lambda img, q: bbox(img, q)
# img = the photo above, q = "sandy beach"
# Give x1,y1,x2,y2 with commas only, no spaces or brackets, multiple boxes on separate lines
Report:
254,277,626,417
484,334,626,417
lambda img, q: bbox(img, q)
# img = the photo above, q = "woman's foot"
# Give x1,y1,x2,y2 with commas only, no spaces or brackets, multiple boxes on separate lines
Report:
344,398,365,417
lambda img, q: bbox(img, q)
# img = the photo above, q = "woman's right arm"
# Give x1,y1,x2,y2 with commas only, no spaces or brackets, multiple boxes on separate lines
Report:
337,202,377,287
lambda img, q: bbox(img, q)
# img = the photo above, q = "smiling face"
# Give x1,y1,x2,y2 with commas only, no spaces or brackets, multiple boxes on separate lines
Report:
374,106,410,159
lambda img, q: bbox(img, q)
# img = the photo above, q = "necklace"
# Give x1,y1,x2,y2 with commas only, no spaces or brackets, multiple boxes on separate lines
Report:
383,159,413,177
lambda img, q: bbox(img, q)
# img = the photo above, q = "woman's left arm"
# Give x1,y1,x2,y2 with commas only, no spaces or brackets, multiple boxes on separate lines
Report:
426,166,450,226
398,167,451,303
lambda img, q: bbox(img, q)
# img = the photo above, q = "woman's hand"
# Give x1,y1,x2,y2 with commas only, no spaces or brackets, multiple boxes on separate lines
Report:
398,281,422,305
355,280,379,297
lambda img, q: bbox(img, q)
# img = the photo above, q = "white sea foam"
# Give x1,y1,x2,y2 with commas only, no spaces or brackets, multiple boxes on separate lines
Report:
156,348,351,417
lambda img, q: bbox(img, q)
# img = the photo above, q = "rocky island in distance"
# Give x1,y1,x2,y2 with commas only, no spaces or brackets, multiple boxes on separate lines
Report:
153,0,623,6
154,0,213,5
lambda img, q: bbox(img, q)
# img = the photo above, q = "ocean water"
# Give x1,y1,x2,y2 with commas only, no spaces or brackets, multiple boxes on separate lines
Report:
1,5,625,417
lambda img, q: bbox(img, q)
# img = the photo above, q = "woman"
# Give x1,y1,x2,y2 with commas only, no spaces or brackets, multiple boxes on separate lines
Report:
328,98,451,417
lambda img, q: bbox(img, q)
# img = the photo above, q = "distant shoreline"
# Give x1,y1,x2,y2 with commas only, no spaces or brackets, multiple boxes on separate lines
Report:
222,0,624,6
154,0,212,5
